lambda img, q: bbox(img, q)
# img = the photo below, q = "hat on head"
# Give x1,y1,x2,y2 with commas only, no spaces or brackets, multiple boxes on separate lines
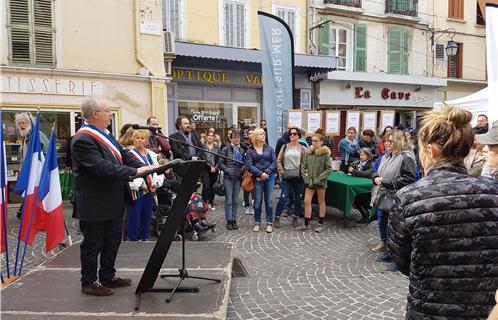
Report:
476,120,498,145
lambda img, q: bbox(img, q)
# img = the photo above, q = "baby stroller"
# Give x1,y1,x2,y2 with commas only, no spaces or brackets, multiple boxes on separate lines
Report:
184,190,216,241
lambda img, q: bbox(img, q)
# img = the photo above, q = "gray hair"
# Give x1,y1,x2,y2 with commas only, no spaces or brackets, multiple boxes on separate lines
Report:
81,96,106,120
14,112,33,126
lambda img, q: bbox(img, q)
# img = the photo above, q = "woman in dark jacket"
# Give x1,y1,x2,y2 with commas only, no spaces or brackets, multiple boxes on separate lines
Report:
218,129,245,230
370,130,416,258
388,106,498,319
245,128,277,233
201,130,219,210
348,147,374,178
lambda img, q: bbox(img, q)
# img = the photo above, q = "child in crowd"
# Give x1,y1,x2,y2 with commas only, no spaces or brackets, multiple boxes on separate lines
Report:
348,148,374,178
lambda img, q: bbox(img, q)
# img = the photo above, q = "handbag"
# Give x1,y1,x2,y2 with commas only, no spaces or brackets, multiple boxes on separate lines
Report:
241,170,254,192
213,172,225,196
376,193,395,211
283,168,300,179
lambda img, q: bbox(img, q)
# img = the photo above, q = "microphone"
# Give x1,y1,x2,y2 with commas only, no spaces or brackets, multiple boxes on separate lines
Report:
131,124,162,132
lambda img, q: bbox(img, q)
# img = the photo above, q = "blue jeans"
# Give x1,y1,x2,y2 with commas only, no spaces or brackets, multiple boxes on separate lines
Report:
378,209,389,242
253,175,275,224
275,178,304,219
224,179,241,221
243,190,251,207
127,193,154,241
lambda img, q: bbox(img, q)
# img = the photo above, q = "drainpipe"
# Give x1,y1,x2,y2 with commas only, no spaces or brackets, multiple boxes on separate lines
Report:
134,0,155,76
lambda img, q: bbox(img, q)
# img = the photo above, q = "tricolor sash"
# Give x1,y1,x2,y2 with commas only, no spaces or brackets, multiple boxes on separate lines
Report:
76,125,123,165
130,149,154,199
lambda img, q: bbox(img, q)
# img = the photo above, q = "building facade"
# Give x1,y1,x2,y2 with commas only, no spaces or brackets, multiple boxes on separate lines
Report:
164,0,334,140
1,0,171,183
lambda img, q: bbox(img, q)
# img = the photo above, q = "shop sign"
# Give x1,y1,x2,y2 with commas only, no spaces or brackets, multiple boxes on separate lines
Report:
355,87,411,100
172,68,262,86
1,76,103,96
190,110,221,122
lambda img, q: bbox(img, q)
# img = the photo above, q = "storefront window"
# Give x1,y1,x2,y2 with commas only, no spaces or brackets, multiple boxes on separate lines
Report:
178,101,233,142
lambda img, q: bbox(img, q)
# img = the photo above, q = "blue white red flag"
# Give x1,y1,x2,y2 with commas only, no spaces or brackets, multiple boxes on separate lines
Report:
0,110,8,253
37,129,64,252
14,113,45,245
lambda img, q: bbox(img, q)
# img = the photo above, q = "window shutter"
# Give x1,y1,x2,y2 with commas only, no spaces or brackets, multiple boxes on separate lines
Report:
224,1,232,46
400,28,408,75
9,0,31,64
388,27,402,74
435,44,445,59
354,24,367,72
236,2,245,48
33,0,53,66
318,21,330,55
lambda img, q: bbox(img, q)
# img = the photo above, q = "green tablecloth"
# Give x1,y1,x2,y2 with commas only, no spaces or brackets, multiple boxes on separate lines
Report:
325,172,373,218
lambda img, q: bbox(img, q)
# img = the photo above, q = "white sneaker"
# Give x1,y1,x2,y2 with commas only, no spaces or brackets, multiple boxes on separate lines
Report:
209,204,216,211
314,225,323,233
266,224,273,233
245,207,253,215
253,224,260,232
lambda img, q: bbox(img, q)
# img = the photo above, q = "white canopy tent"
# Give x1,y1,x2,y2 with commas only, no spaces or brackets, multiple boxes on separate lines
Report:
433,87,488,127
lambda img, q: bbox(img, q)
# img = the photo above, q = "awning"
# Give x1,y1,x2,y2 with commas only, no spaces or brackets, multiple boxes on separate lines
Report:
174,42,336,72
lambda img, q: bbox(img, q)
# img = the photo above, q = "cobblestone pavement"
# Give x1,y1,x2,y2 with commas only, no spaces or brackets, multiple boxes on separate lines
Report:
1,193,408,320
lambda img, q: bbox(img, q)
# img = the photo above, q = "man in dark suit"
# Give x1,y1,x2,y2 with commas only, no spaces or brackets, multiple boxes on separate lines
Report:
72,97,154,296
169,116,203,176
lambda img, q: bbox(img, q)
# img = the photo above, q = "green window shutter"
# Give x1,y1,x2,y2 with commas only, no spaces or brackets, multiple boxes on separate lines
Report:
8,0,54,67
318,21,330,55
388,27,401,74
354,24,367,72
400,28,409,75
33,0,54,66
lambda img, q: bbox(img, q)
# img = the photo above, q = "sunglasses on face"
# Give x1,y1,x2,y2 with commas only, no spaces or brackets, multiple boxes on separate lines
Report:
290,132,299,136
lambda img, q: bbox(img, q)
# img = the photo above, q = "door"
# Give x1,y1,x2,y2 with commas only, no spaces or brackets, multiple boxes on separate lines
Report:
234,104,259,139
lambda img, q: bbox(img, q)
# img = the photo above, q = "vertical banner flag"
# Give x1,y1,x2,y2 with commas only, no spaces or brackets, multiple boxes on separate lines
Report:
14,113,45,245
1,110,8,253
37,129,64,252
258,11,295,147
486,3,498,122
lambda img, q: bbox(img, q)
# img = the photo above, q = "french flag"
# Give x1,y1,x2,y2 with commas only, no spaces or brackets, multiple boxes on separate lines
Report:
37,129,64,252
14,113,45,246
1,110,9,253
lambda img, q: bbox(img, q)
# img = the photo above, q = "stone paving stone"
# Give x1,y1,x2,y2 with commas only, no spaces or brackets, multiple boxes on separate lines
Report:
2,193,408,320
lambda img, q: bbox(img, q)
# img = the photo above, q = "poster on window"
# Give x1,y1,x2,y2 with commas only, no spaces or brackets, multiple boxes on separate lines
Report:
325,111,340,136
346,111,360,134
306,111,322,134
380,111,395,132
362,112,377,132
288,110,303,128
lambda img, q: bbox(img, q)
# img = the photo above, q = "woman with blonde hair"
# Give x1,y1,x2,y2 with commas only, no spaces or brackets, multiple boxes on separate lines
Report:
301,131,332,232
245,127,277,233
388,106,498,319
127,129,164,241
371,130,416,256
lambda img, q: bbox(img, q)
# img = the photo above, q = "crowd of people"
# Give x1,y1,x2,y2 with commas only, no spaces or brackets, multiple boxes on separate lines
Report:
66,96,498,318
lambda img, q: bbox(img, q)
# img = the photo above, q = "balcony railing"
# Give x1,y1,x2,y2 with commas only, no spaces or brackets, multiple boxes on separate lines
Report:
385,0,418,17
324,0,362,8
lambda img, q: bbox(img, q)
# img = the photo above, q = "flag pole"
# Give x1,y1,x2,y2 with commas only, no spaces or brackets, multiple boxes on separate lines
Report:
1,188,10,278
17,186,42,276
13,197,28,276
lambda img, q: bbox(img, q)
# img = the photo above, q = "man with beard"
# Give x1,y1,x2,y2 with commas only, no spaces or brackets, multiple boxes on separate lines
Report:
169,116,204,176
15,112,50,165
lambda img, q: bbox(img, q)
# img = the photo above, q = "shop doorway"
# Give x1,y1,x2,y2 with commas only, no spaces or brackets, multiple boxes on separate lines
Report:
234,104,259,140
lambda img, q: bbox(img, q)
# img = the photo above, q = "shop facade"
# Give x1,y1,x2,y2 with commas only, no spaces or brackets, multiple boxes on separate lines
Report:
1,67,159,185
169,42,334,141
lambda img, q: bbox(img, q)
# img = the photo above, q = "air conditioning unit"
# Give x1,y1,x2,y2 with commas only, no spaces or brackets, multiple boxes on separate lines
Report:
164,31,176,54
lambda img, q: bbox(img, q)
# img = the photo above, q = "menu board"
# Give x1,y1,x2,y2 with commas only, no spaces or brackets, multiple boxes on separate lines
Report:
362,112,377,131
380,111,395,131
325,111,340,135
346,111,361,134
288,110,303,128
306,111,322,134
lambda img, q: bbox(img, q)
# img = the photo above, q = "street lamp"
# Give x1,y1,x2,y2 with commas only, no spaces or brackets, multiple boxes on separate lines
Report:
427,27,458,57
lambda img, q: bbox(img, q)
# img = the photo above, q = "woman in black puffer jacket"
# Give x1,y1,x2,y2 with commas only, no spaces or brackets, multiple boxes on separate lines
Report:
388,106,498,319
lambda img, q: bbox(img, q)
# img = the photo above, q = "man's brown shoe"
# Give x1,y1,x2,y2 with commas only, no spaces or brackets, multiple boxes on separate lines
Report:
274,219,281,228
292,218,302,228
82,281,113,296
371,241,387,252
100,276,132,288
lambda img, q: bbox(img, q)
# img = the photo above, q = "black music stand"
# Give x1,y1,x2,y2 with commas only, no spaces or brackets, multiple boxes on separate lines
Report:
134,160,220,310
